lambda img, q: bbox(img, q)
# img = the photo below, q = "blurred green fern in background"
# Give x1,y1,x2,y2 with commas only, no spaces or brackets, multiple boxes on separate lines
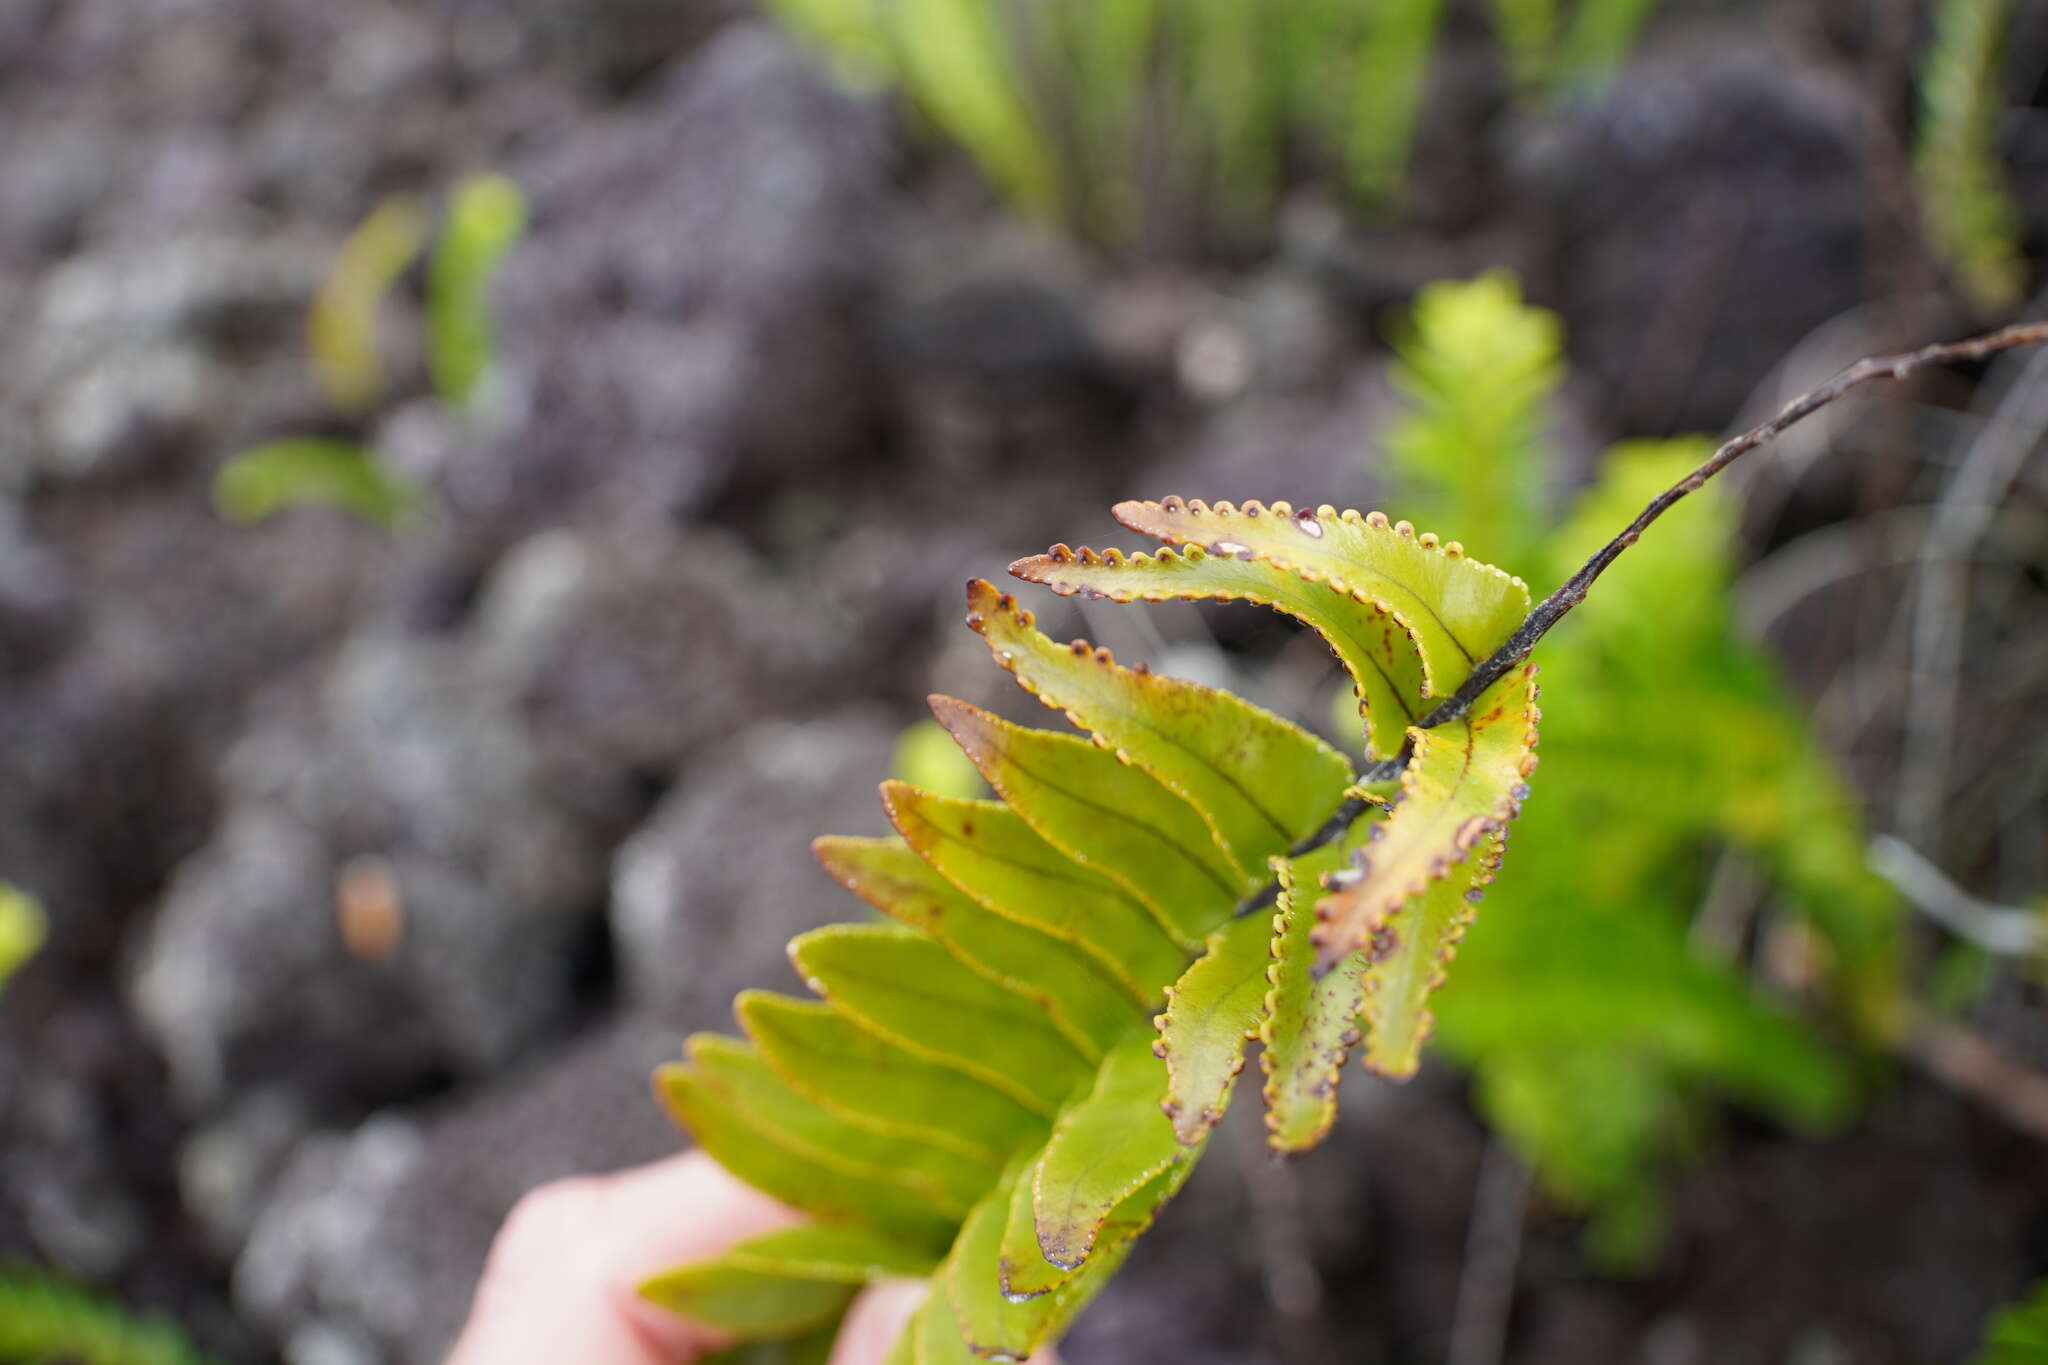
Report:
1367,274,1901,1264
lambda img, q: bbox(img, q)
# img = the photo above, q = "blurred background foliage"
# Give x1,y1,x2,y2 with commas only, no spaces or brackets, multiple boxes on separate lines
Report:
1366,274,1900,1265
0,1272,217,1365
760,0,1665,243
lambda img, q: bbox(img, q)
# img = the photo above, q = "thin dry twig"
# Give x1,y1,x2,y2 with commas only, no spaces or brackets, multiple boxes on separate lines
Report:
1235,320,2048,898
1422,319,2048,732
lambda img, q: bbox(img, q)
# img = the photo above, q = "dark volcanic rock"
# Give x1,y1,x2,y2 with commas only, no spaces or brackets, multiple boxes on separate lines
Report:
235,1016,684,1365
1515,42,1870,435
484,23,891,532
610,709,899,1031
129,522,847,1117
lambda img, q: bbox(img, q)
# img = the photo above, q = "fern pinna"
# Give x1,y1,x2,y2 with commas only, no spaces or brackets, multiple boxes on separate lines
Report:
645,499,1539,1362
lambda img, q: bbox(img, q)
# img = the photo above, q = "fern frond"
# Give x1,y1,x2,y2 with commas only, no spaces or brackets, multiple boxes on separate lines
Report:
655,513,1542,1357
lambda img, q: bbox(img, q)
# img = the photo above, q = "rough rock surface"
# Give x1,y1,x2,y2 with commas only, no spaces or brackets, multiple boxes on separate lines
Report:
236,1017,685,1365
1514,42,1872,434
611,710,900,1031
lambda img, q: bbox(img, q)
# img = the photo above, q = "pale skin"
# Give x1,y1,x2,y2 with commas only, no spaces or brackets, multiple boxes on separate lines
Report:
446,1151,1059,1364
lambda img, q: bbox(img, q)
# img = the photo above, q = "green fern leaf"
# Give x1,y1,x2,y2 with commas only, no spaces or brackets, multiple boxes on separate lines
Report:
735,992,1044,1162
814,835,1143,1055
1154,910,1276,1145
1026,1033,1192,1272
966,578,1353,878
656,541,1536,1357
1012,542,1430,762
878,783,1190,993
1259,842,1372,1150
786,926,1091,1114
1312,666,1539,975
927,697,1242,944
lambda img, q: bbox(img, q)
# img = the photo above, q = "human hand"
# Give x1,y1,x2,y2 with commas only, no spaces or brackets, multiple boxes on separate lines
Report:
444,1151,932,1364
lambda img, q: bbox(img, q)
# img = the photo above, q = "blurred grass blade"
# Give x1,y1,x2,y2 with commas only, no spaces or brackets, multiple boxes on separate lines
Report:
1975,1277,2048,1364
1555,0,1663,92
309,195,428,412
0,883,47,993
1347,0,1446,204
1915,0,2025,310
429,173,528,409
1489,0,1557,94
883,0,1062,219
212,439,424,530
